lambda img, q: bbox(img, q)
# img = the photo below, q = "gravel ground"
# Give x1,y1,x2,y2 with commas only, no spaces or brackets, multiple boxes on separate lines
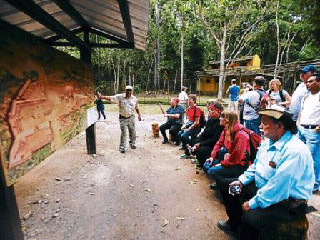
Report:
14,111,320,240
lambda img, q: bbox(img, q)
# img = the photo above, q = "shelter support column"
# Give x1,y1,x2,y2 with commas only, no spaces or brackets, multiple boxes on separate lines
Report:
81,29,96,155
0,149,24,240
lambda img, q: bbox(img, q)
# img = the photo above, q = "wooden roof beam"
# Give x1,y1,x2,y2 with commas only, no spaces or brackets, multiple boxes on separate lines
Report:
44,27,84,43
50,41,132,49
90,28,133,48
4,0,89,50
52,0,91,29
116,0,134,45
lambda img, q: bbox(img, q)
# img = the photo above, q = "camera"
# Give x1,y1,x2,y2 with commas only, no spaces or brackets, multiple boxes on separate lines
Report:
229,185,241,195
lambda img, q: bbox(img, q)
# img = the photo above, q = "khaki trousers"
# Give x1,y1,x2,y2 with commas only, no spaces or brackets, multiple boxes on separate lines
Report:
119,115,136,149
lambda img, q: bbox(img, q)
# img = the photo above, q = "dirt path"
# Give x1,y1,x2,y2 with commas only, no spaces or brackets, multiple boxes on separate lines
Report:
14,112,320,240
15,113,230,240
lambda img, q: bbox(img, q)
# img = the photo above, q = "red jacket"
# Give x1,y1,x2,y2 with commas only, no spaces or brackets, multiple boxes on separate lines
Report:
210,121,250,167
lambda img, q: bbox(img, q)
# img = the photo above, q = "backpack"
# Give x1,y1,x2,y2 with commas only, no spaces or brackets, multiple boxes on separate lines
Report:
241,128,261,165
268,89,286,102
194,107,206,128
246,89,265,112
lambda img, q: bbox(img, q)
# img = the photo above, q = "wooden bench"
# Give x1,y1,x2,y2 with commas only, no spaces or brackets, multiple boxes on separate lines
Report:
262,216,309,240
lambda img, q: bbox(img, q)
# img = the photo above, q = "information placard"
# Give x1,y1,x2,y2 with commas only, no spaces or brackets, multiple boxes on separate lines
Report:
86,107,97,127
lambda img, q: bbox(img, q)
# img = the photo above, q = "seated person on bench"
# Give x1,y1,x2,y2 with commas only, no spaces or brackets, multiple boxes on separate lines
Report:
217,107,314,240
187,101,224,165
159,98,184,144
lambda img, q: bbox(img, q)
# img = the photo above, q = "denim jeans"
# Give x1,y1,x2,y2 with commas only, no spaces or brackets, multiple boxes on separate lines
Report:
244,118,261,136
298,127,320,191
203,159,222,176
178,127,200,150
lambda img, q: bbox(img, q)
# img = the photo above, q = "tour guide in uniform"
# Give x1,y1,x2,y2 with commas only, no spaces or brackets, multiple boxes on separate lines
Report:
99,86,141,153
217,106,314,239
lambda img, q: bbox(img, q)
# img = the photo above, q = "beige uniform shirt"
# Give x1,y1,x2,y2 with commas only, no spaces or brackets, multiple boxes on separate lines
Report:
111,93,139,118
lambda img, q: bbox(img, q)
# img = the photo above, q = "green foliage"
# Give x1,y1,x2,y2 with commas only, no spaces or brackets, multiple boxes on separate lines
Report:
54,0,318,92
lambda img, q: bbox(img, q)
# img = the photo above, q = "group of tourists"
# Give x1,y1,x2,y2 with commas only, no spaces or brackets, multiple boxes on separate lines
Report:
96,64,319,239
158,65,319,239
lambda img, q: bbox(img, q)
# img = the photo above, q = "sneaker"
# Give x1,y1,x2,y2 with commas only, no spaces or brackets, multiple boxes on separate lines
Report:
210,183,217,190
180,154,193,159
175,141,180,146
218,220,239,236
217,220,231,232
162,140,169,144
119,147,126,153
130,144,136,149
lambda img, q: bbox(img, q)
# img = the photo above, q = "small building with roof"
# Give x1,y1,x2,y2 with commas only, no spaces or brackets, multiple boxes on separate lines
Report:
195,54,262,94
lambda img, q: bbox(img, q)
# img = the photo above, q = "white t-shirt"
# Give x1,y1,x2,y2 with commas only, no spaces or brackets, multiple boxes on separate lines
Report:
300,92,320,125
289,83,309,121
179,91,188,104
241,90,261,120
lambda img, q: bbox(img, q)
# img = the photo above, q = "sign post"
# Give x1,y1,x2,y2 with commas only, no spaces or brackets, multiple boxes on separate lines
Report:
86,107,97,155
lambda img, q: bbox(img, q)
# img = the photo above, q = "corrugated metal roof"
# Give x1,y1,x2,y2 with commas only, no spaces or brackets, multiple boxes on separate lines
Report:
0,0,150,50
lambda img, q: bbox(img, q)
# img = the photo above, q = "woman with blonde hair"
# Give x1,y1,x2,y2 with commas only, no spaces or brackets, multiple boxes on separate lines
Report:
203,109,251,180
262,79,291,108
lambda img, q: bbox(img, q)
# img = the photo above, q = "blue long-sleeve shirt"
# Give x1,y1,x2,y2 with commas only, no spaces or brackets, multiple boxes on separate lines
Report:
166,105,184,124
238,131,314,210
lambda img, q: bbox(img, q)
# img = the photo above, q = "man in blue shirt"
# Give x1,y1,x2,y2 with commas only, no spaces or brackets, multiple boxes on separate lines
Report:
159,98,184,145
217,107,314,239
227,79,240,113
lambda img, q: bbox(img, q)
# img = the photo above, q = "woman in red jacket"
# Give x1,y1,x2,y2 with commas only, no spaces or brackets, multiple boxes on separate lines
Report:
203,110,250,179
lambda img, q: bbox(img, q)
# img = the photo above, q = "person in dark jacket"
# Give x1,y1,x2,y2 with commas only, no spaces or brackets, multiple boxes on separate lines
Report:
95,91,106,120
187,101,225,166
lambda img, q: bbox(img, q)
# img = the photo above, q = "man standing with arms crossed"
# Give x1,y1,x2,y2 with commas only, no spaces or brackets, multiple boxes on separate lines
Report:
99,86,141,153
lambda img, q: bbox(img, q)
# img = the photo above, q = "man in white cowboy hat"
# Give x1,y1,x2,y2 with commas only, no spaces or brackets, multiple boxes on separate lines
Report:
99,85,141,153
217,106,314,239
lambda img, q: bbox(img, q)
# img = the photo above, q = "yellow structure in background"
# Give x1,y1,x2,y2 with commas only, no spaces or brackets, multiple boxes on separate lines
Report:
196,54,262,94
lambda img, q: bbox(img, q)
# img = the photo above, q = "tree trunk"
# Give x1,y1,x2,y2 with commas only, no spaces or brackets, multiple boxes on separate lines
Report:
128,66,131,85
154,1,160,91
274,0,280,78
181,32,184,90
218,23,227,100
174,69,178,92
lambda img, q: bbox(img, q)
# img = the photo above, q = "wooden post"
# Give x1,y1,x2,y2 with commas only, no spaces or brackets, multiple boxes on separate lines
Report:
86,124,96,154
81,29,96,155
152,123,159,138
0,149,24,240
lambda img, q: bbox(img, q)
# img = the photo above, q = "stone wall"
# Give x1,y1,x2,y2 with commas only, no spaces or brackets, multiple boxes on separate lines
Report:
0,24,93,182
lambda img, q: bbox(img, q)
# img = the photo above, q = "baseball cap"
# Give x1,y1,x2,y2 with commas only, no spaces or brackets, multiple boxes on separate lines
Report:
301,65,317,74
125,85,133,90
254,76,265,81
